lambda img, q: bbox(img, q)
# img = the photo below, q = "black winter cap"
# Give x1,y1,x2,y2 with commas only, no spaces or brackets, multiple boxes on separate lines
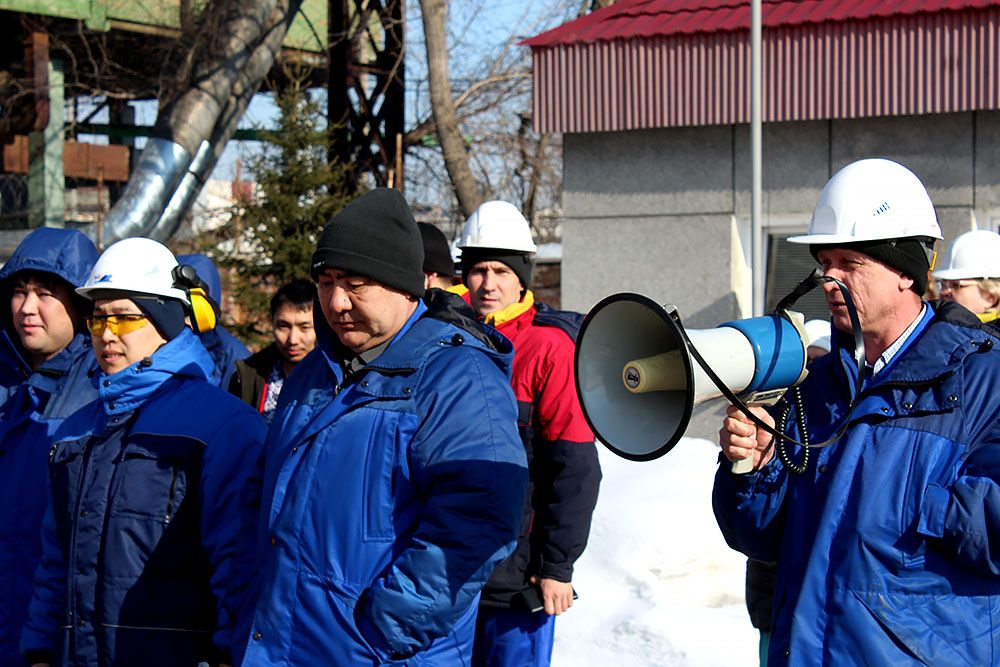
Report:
417,222,455,277
460,249,533,290
311,188,425,297
132,296,188,340
811,237,935,296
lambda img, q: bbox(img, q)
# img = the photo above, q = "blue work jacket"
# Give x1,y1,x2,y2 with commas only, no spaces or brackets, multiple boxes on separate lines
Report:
713,303,1000,666
20,329,267,667
0,228,98,664
237,291,528,666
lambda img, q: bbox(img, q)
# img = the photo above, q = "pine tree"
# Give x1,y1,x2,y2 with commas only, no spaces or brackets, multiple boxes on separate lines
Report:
202,66,354,342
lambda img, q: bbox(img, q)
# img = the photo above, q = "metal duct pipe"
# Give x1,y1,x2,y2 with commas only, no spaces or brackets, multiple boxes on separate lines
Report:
152,140,213,242
100,0,303,244
98,138,193,245
160,0,308,235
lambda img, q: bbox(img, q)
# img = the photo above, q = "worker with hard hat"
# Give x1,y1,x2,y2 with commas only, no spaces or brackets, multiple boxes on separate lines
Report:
713,158,1000,665
458,201,601,667
20,238,266,667
932,228,1000,329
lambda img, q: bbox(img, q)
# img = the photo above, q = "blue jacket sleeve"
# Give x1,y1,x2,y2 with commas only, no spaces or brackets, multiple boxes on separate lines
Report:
198,403,267,656
20,504,67,660
712,454,791,563
916,361,1000,577
357,346,528,660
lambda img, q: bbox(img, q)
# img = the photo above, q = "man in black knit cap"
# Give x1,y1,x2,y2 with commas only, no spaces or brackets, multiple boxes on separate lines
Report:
235,188,528,666
418,221,459,289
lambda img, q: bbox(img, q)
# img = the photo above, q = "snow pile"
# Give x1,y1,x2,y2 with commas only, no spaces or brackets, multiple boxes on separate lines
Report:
552,437,759,667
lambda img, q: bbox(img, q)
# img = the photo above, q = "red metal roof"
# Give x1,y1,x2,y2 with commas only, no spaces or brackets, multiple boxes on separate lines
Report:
524,0,1000,46
529,6,1000,132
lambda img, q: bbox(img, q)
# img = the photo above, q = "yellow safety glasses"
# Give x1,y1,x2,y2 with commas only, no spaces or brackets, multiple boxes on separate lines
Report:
86,314,149,337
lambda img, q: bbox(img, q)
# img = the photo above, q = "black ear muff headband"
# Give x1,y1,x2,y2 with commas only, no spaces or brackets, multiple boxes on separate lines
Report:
171,264,218,333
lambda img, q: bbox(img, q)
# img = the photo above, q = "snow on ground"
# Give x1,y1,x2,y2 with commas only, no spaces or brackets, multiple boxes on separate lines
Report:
552,437,759,667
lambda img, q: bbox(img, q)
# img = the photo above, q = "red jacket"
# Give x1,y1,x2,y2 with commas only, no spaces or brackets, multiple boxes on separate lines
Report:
462,288,602,607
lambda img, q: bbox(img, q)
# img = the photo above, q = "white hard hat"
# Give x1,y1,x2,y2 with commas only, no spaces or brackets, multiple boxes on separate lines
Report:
77,237,189,304
932,229,1000,280
788,158,942,245
803,319,832,352
458,200,537,253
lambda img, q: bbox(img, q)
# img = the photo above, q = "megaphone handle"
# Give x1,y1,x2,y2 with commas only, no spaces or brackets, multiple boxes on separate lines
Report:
730,394,782,474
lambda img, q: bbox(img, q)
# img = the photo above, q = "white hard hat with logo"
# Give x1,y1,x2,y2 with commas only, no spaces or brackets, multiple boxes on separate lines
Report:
77,237,190,304
788,158,942,245
932,229,1000,280
458,200,538,253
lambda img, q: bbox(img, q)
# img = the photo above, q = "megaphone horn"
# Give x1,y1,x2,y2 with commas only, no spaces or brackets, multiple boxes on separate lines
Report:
574,293,808,469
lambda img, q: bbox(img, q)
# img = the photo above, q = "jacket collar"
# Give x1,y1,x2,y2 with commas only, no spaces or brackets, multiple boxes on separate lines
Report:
0,328,31,380
483,290,535,329
28,333,92,391
97,328,213,416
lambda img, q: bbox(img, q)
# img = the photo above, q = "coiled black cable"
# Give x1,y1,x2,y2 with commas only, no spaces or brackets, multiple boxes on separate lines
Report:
776,386,810,474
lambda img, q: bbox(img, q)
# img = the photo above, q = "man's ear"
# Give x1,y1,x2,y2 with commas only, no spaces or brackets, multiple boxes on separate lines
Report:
897,270,914,293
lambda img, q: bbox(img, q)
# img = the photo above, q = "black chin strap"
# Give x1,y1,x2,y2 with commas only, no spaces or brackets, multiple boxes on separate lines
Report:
682,269,866,450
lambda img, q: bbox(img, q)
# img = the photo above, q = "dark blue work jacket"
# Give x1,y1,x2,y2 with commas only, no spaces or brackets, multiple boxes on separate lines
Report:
0,228,98,664
20,329,266,667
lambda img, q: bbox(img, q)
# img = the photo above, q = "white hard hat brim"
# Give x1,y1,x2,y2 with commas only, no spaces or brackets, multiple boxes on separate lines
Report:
77,284,190,303
932,268,998,280
787,231,942,245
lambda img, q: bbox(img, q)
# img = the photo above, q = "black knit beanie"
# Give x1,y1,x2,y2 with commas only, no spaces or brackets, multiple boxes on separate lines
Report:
460,249,533,289
811,238,935,295
417,222,455,276
311,188,425,297
132,296,188,340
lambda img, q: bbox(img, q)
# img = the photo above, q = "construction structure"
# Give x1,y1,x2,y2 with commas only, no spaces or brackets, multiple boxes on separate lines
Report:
0,0,406,249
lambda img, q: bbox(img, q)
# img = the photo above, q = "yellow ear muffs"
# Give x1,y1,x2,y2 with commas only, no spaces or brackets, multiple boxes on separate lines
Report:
188,286,218,333
172,264,220,334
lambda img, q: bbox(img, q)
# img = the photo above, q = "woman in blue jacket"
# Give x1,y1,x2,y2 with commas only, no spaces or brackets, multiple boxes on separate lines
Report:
21,238,266,667
0,228,98,665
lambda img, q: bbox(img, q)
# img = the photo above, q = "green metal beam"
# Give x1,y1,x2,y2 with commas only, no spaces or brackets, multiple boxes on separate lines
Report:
0,0,90,21
0,0,326,51
77,123,266,142
29,58,65,228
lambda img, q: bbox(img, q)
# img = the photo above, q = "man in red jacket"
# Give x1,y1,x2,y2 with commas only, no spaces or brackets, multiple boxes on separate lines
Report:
460,201,601,667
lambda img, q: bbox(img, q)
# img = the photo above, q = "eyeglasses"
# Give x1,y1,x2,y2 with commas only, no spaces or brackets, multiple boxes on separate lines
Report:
86,314,149,337
934,279,979,293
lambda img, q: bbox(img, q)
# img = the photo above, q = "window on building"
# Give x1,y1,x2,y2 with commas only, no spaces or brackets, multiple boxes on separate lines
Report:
764,231,829,321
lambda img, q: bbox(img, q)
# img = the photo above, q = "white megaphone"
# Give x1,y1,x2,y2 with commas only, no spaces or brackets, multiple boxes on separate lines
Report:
574,293,809,472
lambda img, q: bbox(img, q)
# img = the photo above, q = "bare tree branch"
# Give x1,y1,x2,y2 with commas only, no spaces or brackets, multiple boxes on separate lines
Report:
420,0,482,217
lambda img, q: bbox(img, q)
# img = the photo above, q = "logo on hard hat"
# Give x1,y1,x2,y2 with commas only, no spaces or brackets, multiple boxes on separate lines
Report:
874,201,891,216
95,274,113,283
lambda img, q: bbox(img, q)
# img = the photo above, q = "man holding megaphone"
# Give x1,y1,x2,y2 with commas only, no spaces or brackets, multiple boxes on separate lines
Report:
713,159,1000,666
